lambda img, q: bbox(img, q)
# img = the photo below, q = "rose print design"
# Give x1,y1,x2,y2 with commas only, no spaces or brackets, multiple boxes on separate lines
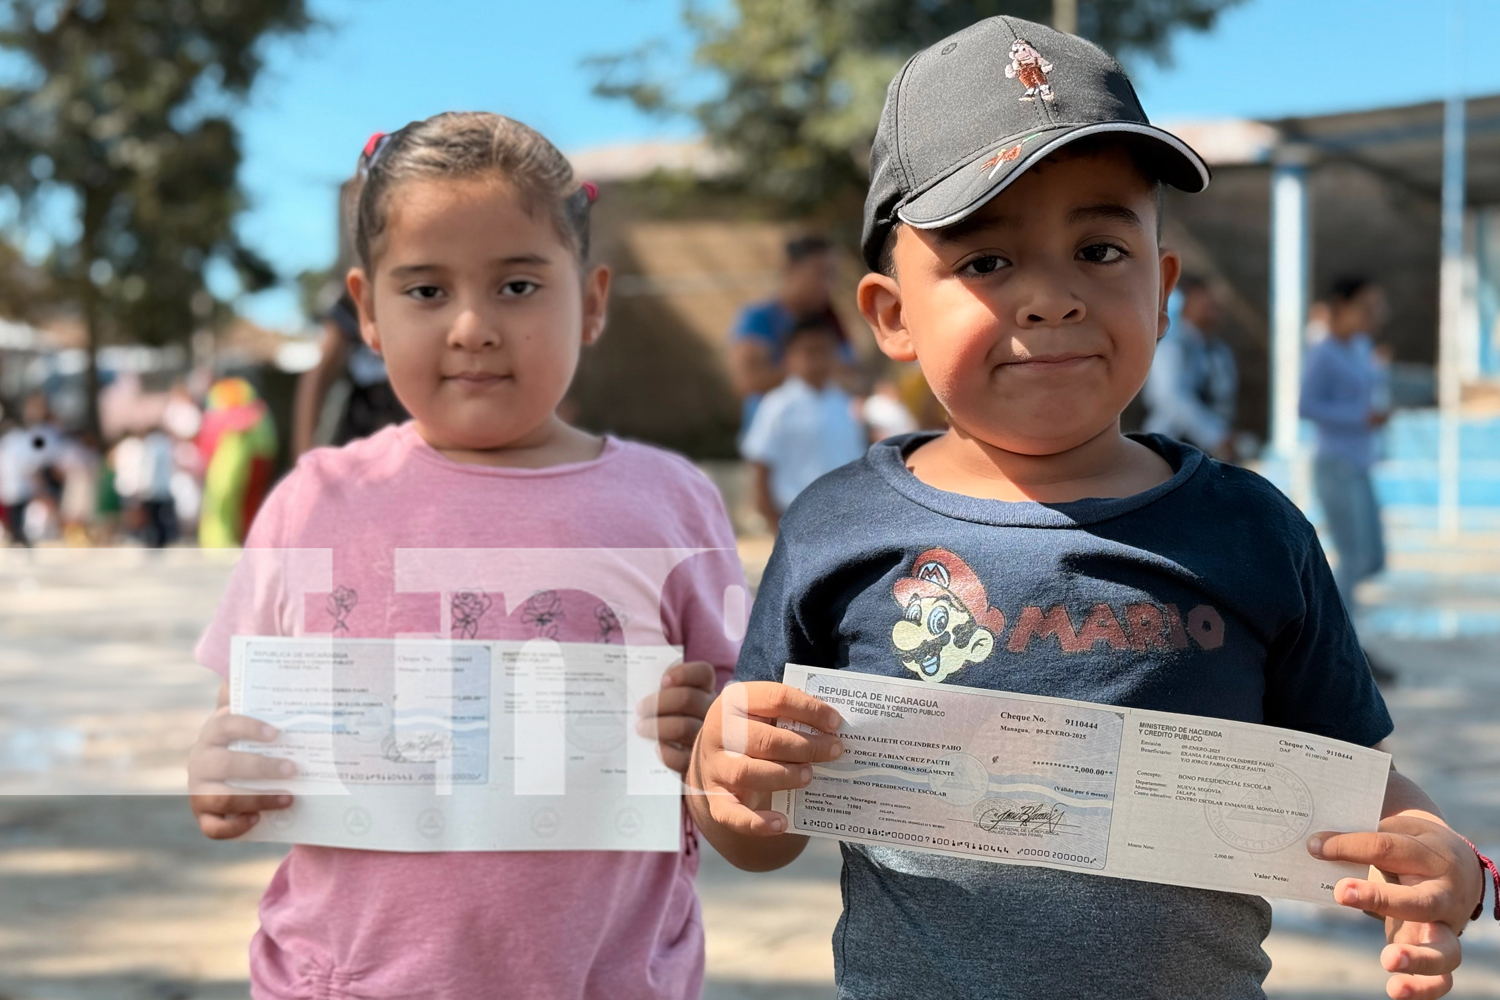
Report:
451,591,493,639
328,586,358,634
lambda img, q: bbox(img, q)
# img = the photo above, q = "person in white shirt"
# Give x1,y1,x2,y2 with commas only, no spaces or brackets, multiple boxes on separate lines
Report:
1143,275,1238,459
740,318,868,531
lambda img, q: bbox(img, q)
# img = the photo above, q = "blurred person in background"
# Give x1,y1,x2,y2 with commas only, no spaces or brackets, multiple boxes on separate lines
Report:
862,375,919,443
197,377,277,548
57,431,102,546
1300,276,1394,682
136,423,179,548
292,290,408,457
741,317,867,532
0,393,63,546
728,235,850,433
1143,274,1238,459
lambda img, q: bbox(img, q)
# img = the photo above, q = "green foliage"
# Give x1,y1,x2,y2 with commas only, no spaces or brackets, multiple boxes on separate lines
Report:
592,0,1244,221
0,0,313,350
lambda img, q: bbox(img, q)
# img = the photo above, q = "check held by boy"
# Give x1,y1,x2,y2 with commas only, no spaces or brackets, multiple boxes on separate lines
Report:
687,16,1492,1000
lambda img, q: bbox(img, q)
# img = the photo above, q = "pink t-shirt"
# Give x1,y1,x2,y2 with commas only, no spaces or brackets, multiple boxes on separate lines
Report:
196,423,746,1000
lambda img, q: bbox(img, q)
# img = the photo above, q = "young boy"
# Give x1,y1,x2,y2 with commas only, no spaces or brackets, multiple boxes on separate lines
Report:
688,16,1492,1000
740,317,867,532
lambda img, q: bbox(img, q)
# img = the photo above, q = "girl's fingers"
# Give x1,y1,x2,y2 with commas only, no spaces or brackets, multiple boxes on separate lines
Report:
1333,878,1445,923
657,742,691,775
637,686,715,720
639,715,703,746
1385,972,1453,1000
661,660,717,692
196,811,262,840
191,791,294,815
194,747,297,785
199,711,279,747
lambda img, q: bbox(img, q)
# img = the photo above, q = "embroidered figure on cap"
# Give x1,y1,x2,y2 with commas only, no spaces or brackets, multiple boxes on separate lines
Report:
1004,39,1054,102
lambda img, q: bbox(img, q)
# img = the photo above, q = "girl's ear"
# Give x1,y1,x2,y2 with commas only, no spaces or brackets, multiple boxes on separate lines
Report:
1156,248,1182,343
346,267,381,355
858,271,916,363
580,264,611,346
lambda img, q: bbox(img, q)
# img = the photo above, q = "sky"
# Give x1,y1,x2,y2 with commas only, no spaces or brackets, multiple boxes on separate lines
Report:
234,0,1500,332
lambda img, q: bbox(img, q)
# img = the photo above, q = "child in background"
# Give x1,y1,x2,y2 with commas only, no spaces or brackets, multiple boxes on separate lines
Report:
740,317,867,531
187,112,745,1000
689,17,1491,1000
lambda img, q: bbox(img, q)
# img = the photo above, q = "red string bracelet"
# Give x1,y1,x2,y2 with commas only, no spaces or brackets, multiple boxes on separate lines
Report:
1460,836,1500,922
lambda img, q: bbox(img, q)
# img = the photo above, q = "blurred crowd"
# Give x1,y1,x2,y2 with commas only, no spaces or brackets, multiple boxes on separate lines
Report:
0,374,277,549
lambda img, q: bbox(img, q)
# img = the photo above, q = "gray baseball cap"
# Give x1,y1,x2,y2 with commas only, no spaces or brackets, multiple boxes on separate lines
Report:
862,16,1210,271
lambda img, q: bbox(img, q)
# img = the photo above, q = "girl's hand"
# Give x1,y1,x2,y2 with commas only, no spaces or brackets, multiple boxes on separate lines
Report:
685,682,843,836
188,703,295,839
635,660,718,774
1311,814,1486,999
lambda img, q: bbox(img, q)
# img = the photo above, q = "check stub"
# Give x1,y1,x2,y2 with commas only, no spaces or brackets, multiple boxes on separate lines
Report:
228,637,683,853
773,665,1390,905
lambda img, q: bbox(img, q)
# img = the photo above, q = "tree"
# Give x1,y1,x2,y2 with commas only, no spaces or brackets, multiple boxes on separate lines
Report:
592,0,1245,229
0,0,314,435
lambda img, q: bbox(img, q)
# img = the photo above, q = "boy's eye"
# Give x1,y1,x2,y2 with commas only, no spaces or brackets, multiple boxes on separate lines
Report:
406,285,445,301
1078,243,1129,264
927,605,949,636
500,280,540,298
957,255,1008,277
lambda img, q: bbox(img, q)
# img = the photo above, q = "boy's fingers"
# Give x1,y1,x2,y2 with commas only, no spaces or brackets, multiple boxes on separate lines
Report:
706,798,788,837
725,718,843,763
1381,933,1460,977
722,682,843,732
1311,831,1442,877
639,715,702,746
1385,972,1453,1000
1334,877,1445,922
661,661,717,692
712,756,816,794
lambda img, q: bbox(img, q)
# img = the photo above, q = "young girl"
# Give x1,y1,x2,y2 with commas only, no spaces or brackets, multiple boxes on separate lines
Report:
187,112,746,1000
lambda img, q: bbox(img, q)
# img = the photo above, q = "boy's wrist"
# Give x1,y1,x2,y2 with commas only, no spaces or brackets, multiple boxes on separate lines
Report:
1460,835,1500,924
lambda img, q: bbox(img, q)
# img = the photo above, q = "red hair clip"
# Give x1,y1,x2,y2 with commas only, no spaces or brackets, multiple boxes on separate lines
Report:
582,181,598,203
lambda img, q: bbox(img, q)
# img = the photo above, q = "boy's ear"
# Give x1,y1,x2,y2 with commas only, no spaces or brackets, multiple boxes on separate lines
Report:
858,272,917,363
581,264,611,346
1156,248,1183,342
346,268,381,355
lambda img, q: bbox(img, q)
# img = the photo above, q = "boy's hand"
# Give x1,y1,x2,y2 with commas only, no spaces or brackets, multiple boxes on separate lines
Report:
635,660,718,775
188,705,295,839
1311,814,1485,999
686,681,843,836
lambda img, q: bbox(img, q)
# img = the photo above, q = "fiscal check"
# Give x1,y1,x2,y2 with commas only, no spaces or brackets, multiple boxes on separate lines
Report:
772,665,1391,905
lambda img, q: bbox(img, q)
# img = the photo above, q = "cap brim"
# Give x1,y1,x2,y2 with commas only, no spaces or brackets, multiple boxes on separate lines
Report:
897,121,1211,231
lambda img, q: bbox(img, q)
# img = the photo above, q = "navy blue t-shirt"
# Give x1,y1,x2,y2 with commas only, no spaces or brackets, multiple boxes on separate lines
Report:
736,432,1392,1000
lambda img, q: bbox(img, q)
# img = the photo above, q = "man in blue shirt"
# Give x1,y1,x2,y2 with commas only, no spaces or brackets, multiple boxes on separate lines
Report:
728,235,848,432
1300,277,1389,615
1144,275,1239,458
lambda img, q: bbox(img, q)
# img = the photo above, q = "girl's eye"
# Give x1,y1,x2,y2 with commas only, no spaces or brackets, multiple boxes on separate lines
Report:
1078,243,1129,264
406,285,444,301
500,280,540,298
958,255,1008,277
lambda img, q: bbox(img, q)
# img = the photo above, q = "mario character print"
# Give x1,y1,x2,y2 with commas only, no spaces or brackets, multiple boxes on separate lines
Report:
891,548,1006,683
1004,39,1054,102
